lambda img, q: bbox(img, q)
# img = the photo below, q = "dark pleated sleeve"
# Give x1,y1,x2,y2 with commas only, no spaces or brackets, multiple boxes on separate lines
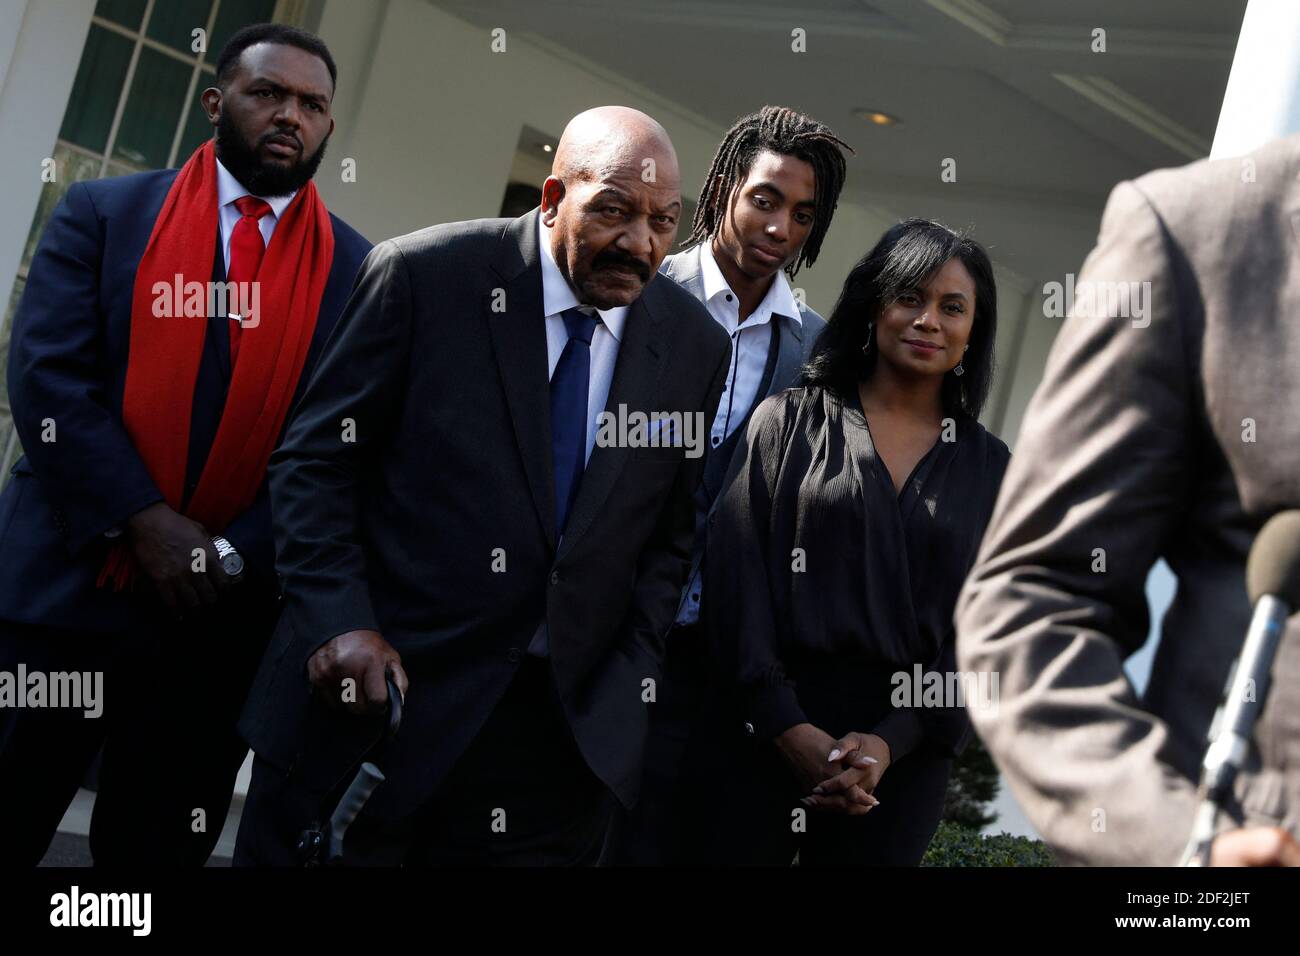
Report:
703,390,808,740
871,618,960,761
894,425,1011,759
872,694,928,762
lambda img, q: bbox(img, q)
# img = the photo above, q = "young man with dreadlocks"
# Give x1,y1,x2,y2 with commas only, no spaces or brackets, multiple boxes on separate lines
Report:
613,105,851,865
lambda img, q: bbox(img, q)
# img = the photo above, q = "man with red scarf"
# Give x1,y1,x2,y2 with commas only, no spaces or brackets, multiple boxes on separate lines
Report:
0,24,370,866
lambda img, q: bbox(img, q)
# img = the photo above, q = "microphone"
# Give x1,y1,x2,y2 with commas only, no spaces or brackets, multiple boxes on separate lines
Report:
1182,510,1300,865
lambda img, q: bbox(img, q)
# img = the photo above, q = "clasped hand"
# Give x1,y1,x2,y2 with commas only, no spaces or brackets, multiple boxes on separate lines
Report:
776,723,892,816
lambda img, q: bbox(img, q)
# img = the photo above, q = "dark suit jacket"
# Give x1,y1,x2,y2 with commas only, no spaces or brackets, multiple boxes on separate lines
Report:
0,169,371,634
239,210,731,816
658,245,826,621
956,133,1300,864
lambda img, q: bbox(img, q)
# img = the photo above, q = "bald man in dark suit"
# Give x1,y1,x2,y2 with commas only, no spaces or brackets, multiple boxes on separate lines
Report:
234,107,730,865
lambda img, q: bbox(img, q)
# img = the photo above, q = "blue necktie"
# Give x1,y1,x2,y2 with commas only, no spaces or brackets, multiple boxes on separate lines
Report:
551,306,599,537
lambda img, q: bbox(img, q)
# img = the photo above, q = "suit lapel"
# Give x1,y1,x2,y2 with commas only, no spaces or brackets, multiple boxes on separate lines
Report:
556,281,670,562
665,243,810,505
766,310,805,400
669,242,807,402
487,211,556,552
660,245,706,302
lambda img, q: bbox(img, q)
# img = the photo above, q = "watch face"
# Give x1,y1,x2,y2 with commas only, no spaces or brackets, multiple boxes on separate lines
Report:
221,552,245,578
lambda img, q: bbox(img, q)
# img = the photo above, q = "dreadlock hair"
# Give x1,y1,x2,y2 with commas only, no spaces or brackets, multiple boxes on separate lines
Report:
684,105,852,277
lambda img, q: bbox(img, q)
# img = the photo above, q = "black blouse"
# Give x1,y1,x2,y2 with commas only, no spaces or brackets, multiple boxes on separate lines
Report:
702,384,1010,760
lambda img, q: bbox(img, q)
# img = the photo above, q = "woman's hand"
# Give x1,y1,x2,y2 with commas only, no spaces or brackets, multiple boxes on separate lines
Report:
801,732,892,816
774,723,843,792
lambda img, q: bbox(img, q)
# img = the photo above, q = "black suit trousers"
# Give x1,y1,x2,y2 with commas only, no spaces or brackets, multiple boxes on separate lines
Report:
0,582,279,866
234,656,616,866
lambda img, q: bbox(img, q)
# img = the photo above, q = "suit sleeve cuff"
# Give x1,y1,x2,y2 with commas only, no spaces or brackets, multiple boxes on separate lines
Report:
285,588,381,671
65,491,164,556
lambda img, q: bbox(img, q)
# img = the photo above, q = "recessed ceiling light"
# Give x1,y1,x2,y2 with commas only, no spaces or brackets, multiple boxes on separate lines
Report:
856,109,900,127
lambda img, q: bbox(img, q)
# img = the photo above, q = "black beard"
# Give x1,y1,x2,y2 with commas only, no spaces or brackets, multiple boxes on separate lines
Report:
214,110,328,197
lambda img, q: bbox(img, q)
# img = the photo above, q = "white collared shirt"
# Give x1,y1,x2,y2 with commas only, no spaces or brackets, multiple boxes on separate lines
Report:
215,158,296,275
528,214,630,658
537,212,628,465
675,242,802,627
697,241,802,451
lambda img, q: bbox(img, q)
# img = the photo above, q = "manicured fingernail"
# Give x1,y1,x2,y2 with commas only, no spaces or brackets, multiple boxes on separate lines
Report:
827,749,841,761
856,756,878,765
812,786,824,795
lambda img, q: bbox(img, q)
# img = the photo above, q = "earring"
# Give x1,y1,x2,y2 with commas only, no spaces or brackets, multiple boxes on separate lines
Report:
861,323,874,355
952,343,969,376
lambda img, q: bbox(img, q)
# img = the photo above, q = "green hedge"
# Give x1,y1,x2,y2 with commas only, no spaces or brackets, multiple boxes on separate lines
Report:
922,821,1055,867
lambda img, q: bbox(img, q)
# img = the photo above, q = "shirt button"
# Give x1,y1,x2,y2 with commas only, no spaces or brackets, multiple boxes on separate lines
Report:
691,593,700,603
725,294,733,302
711,436,721,447
550,571,560,586
508,648,523,662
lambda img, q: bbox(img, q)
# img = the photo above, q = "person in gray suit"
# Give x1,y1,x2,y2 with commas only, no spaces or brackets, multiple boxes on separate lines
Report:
956,133,1300,867
614,106,851,864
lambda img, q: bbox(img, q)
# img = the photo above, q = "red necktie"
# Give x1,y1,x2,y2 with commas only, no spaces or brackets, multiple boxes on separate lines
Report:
227,195,272,366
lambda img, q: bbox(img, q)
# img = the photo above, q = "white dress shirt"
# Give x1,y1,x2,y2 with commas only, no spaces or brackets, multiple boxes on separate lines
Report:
528,214,630,657
676,242,802,626
537,212,628,464
698,241,801,451
215,159,296,275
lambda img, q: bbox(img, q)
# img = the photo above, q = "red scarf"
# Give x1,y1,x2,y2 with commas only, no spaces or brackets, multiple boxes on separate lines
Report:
98,140,335,590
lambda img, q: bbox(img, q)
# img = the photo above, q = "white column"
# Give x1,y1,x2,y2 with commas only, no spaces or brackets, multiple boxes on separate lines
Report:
1210,0,1300,158
0,1,94,483
0,0,96,336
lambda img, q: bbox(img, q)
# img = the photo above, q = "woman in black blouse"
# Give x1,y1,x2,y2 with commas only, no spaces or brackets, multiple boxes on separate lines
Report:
700,218,1010,865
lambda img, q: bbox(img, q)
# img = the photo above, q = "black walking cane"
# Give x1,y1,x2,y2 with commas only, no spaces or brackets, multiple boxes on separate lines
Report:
297,671,403,866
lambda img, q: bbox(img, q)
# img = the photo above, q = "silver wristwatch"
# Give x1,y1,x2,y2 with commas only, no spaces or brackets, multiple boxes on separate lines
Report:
210,535,245,581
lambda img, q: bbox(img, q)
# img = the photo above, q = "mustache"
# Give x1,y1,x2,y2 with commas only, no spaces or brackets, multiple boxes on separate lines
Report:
261,130,302,150
591,251,651,281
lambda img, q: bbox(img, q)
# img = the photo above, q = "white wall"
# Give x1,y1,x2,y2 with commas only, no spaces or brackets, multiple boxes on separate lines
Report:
990,291,1064,447
310,0,900,318
311,0,1060,433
